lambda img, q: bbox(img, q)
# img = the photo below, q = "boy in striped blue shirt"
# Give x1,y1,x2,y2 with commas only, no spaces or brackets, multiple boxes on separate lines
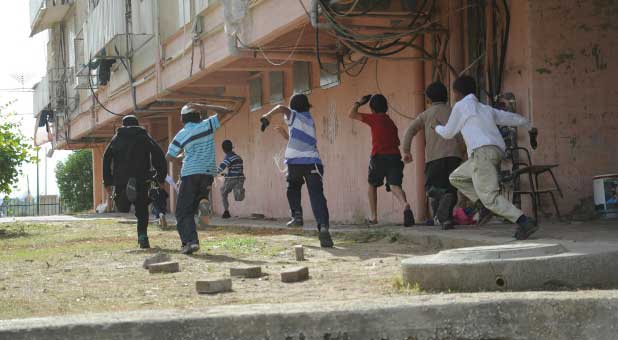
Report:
218,140,245,218
260,94,334,248
166,103,231,254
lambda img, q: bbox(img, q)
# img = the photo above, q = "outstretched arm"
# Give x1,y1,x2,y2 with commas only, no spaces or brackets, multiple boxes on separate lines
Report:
349,95,371,121
435,104,467,140
274,126,289,140
492,108,532,130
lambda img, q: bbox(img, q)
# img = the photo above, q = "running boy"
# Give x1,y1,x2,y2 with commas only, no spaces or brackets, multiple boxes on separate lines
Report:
435,75,538,240
166,103,231,254
349,94,414,227
260,94,334,248
217,140,245,218
402,82,464,229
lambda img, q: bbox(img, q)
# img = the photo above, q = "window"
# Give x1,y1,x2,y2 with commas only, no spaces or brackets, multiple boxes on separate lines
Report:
319,62,339,89
269,71,284,104
293,61,311,94
249,77,262,111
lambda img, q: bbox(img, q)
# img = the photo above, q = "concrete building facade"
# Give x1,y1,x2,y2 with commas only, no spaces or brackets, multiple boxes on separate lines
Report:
30,0,618,223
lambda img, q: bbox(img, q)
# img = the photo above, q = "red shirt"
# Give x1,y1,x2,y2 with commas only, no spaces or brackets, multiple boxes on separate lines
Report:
359,113,401,156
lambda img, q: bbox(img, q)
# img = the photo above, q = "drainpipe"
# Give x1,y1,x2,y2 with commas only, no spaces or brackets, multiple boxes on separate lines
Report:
310,0,331,30
154,0,162,97
448,0,464,103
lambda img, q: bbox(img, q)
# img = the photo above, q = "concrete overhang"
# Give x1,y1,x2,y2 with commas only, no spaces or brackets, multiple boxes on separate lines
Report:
30,3,72,37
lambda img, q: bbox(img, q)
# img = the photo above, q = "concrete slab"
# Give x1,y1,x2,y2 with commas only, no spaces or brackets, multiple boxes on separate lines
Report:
281,267,309,283
196,278,232,294
1,292,618,340
148,261,180,274
402,242,618,292
229,266,262,278
142,253,172,269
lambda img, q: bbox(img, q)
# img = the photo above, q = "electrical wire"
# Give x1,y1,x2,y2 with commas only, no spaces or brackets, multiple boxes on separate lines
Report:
87,65,125,117
374,59,415,120
235,23,309,66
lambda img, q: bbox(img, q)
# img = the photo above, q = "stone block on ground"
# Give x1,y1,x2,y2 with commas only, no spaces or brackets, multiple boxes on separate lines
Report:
196,278,232,294
142,253,172,269
148,261,180,274
294,245,304,261
229,266,262,278
281,266,309,283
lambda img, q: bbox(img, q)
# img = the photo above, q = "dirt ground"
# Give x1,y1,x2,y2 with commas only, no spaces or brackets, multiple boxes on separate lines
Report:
0,219,432,320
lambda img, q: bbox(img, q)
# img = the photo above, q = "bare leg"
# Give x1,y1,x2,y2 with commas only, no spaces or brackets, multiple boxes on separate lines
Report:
368,185,378,222
390,185,411,210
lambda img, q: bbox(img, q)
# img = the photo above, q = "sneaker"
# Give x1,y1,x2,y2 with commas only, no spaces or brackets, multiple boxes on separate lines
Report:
222,210,231,219
286,217,304,227
318,227,334,248
181,243,200,255
138,235,150,249
159,213,168,229
198,199,210,227
514,216,539,240
476,206,494,226
403,207,415,227
441,220,455,230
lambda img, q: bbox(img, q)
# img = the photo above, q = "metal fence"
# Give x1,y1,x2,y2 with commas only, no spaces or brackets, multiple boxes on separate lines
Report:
0,198,64,217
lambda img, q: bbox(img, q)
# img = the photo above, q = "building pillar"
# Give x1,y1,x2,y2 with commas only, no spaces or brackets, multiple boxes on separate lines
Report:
167,114,181,213
91,145,106,210
411,35,428,221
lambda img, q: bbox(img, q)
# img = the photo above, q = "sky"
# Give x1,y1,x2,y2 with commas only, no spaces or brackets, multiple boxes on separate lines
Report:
0,1,70,199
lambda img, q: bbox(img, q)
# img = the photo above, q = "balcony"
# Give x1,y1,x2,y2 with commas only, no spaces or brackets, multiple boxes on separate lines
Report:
83,0,153,62
32,75,50,115
29,0,73,37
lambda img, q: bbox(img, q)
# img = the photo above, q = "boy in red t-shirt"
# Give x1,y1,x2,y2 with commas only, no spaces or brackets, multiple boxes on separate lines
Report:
349,94,414,227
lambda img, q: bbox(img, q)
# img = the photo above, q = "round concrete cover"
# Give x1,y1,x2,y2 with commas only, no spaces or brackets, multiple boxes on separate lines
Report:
426,243,568,262
401,242,618,292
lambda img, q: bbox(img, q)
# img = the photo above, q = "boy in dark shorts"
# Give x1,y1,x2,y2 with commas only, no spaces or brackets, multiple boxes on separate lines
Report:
349,94,414,226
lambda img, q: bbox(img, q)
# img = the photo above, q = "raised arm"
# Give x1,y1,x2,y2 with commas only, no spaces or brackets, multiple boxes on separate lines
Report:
260,105,291,132
349,95,372,121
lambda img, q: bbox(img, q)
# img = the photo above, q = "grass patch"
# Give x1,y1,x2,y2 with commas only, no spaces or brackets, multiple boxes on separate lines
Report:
391,275,423,295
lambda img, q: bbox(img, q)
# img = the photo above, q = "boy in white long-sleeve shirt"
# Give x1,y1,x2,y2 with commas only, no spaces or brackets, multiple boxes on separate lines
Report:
435,75,538,240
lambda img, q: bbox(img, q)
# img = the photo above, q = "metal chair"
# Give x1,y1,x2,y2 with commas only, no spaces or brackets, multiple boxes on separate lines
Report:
502,146,563,222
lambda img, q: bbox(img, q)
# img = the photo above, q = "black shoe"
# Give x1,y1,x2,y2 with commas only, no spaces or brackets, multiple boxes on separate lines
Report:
514,217,539,240
222,210,231,219
318,227,334,248
181,243,200,255
287,217,304,227
477,206,494,226
404,207,415,227
138,235,150,249
441,220,455,230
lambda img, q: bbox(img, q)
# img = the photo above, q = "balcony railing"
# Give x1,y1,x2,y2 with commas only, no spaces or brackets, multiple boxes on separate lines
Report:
29,0,73,37
84,0,153,61
32,75,50,115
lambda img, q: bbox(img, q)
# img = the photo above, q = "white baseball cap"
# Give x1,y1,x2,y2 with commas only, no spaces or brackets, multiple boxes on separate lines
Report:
181,104,198,115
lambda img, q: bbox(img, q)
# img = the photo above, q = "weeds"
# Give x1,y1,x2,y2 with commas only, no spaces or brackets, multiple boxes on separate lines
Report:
391,275,422,294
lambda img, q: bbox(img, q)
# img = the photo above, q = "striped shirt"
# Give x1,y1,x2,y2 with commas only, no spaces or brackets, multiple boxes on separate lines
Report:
284,110,322,165
218,152,244,177
167,115,220,177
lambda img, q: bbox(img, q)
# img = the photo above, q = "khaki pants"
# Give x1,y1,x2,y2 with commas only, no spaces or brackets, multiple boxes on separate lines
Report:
449,145,523,223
